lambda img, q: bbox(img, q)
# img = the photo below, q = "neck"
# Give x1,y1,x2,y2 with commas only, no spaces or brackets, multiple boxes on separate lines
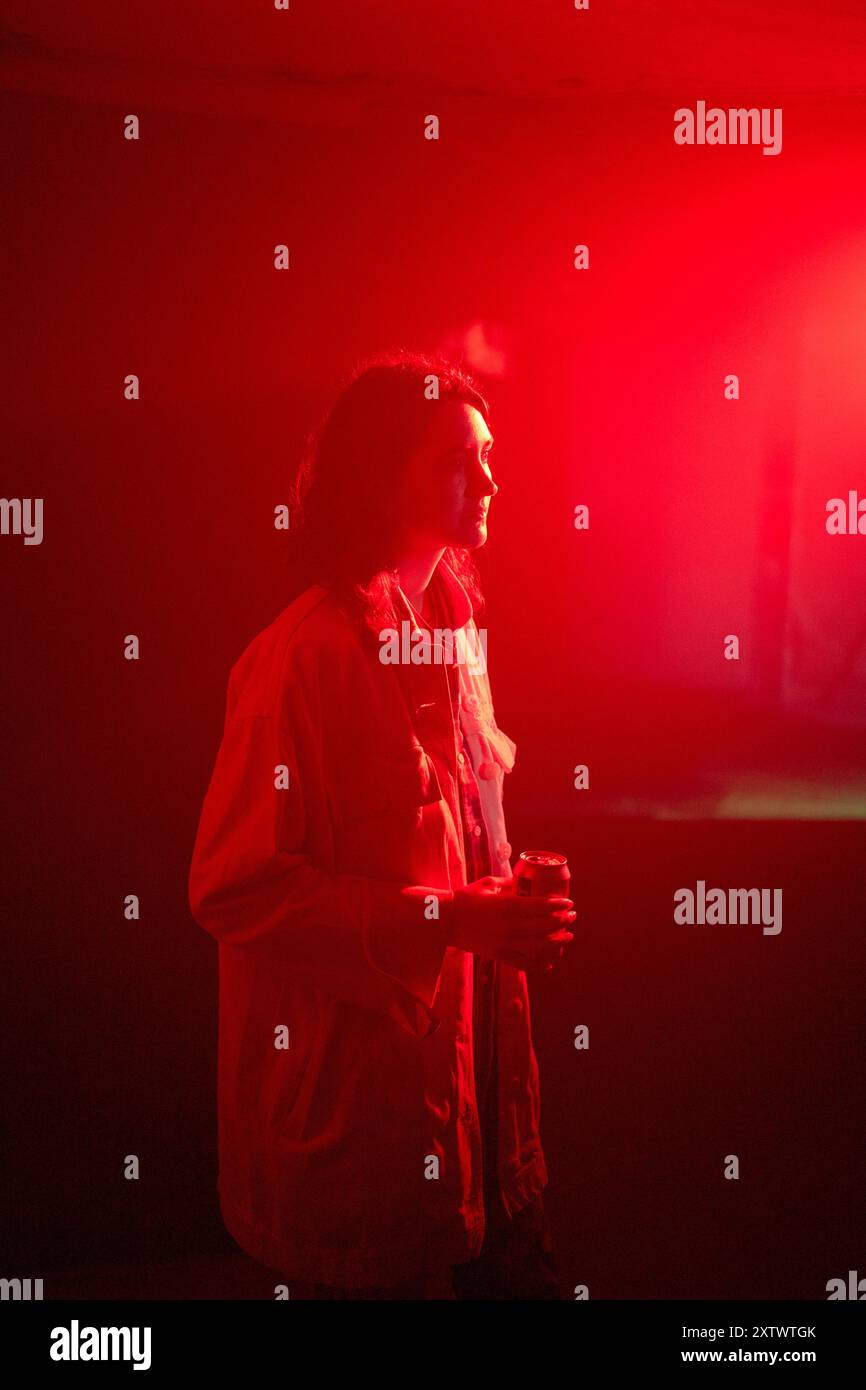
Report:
396,548,445,607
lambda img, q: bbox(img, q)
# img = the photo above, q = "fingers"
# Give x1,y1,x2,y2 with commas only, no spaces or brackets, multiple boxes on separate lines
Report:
547,926,575,942
503,896,574,918
472,874,513,894
502,908,576,942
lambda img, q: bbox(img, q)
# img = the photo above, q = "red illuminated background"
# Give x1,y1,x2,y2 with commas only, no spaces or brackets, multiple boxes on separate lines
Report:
2,1,864,1298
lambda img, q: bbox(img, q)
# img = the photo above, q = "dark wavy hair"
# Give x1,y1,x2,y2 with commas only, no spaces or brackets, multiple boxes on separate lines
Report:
287,349,490,638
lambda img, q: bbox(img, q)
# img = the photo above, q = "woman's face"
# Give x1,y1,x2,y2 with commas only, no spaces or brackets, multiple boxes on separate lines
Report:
397,401,498,552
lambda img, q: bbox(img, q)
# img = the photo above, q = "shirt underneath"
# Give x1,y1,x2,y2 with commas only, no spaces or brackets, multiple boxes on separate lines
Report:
404,571,501,1214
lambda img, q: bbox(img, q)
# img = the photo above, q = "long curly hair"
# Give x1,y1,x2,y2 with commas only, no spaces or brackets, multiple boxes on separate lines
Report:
287,349,490,640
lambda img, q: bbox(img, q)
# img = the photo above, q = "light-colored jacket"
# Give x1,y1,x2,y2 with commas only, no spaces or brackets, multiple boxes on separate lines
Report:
187,559,548,1288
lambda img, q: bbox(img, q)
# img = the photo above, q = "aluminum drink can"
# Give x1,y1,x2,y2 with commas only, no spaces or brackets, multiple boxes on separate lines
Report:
514,850,570,898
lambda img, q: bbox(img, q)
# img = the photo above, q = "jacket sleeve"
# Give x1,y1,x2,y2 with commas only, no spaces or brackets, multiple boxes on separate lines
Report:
187,660,449,1039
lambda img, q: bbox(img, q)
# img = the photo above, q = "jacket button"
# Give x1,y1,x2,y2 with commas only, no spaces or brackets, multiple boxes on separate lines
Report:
510,1075,522,1092
497,841,512,860
508,998,524,1016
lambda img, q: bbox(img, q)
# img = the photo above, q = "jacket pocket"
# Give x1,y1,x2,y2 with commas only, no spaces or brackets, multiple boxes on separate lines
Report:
266,1036,311,1138
331,740,443,827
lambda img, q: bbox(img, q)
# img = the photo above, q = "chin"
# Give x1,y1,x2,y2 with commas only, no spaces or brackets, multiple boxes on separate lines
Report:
455,521,488,549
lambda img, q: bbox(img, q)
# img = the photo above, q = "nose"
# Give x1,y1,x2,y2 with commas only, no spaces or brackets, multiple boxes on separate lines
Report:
469,454,498,500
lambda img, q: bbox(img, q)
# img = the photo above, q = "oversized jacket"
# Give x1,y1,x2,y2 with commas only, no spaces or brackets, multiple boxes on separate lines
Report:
187,558,548,1288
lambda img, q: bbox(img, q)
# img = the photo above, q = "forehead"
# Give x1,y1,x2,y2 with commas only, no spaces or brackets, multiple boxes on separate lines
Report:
418,400,492,452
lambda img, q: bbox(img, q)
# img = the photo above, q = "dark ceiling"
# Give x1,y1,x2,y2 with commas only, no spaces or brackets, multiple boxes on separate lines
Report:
2,0,866,126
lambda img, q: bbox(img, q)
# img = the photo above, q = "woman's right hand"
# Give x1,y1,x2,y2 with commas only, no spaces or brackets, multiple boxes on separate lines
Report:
444,874,575,971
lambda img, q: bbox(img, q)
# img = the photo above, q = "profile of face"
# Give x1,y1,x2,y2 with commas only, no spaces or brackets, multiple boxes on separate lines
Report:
398,401,498,552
